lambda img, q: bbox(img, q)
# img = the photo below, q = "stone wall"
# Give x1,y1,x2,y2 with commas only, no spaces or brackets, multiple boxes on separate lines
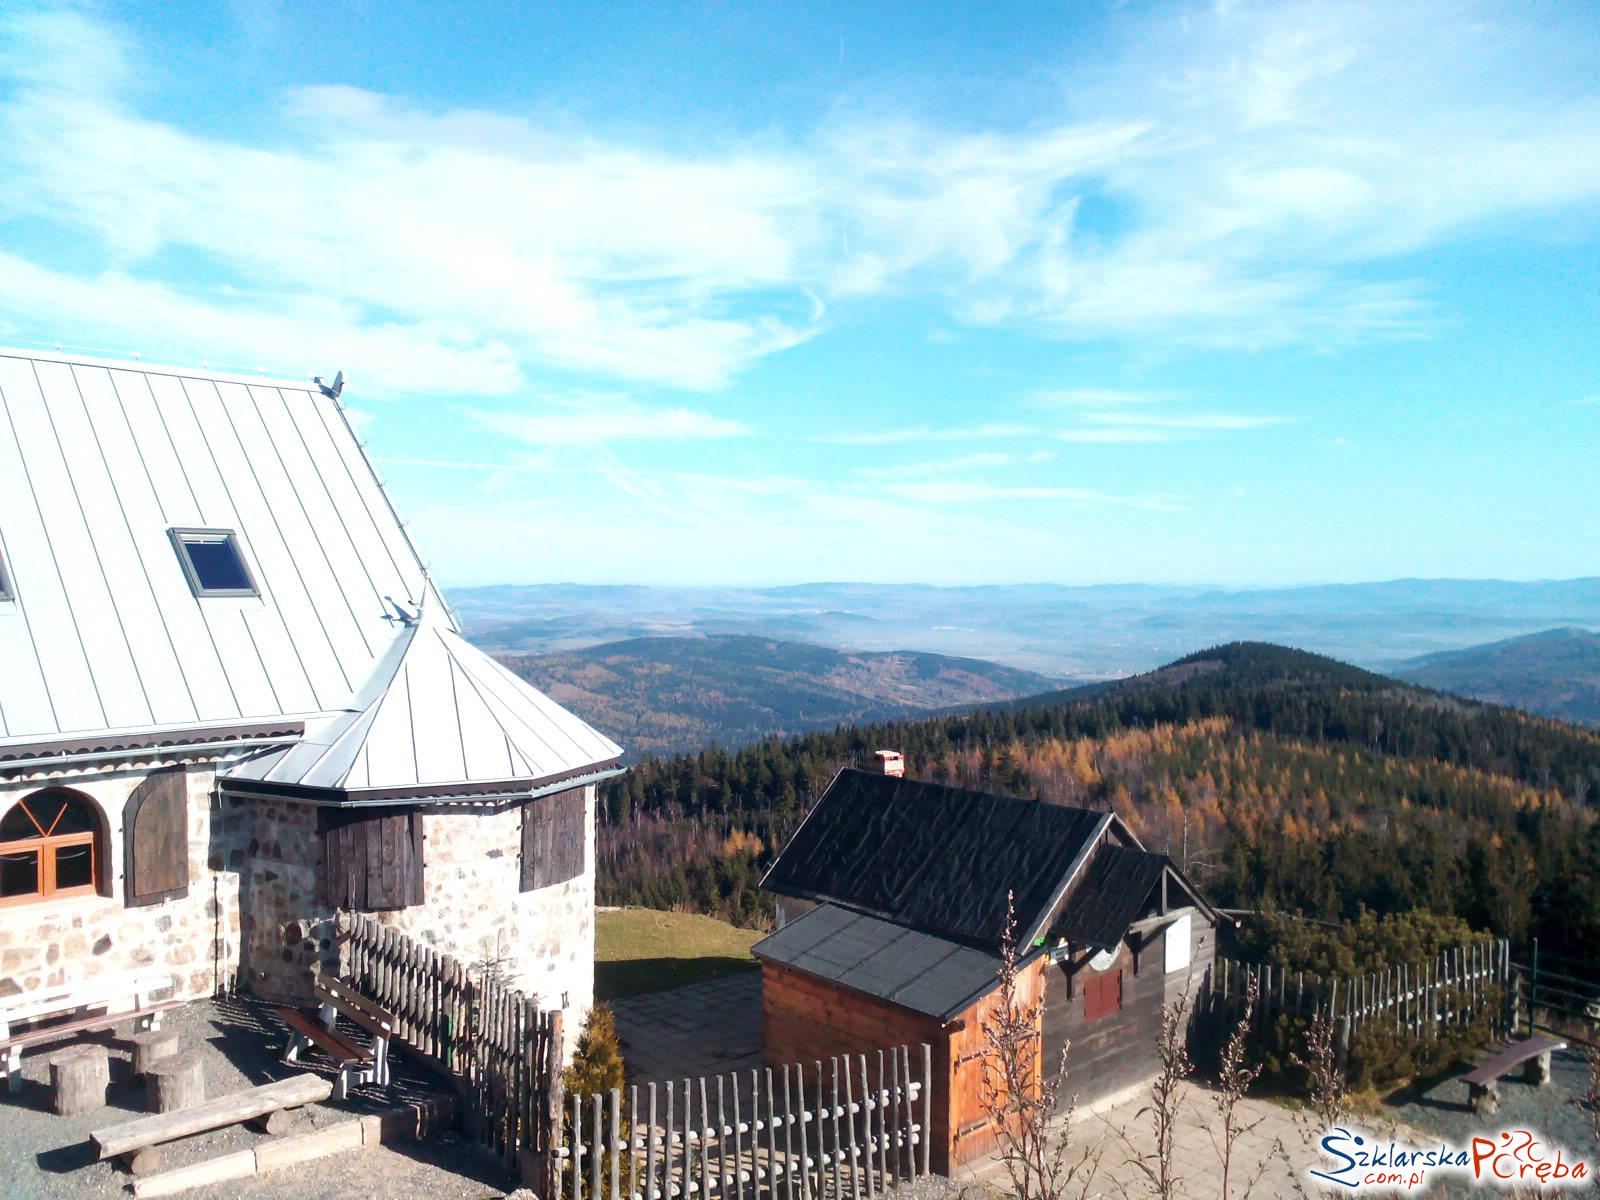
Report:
242,786,596,1052
1,766,597,1056
0,764,246,1004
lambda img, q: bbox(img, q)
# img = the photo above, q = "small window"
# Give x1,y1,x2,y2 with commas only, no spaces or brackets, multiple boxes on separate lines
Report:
1164,913,1192,973
169,528,257,597
0,545,12,601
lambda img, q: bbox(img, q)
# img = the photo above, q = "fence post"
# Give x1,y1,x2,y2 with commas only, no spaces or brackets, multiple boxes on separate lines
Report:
920,1043,932,1180
647,1084,659,1200
543,1010,566,1200
795,1064,811,1200
766,1067,780,1200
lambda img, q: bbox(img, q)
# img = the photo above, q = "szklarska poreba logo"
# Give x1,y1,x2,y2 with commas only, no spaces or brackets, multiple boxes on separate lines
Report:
1309,1127,1590,1191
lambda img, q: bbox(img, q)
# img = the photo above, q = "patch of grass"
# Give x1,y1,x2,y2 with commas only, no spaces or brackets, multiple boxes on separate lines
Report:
595,907,762,1001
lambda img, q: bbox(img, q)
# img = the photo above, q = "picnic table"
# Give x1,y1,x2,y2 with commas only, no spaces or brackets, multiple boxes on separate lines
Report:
0,970,181,1093
1462,1034,1567,1114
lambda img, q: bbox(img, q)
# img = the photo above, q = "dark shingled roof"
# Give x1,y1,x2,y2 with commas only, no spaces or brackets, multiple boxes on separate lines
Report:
762,769,1109,948
1052,844,1168,951
752,903,1004,1022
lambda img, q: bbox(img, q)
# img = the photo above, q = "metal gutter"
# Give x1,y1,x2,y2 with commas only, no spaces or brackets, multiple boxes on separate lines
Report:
218,764,626,809
0,733,303,777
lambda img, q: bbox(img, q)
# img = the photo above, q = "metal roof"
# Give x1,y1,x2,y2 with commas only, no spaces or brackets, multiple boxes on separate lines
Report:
1050,843,1168,951
752,903,1004,1023
220,598,621,803
761,769,1114,948
0,347,623,792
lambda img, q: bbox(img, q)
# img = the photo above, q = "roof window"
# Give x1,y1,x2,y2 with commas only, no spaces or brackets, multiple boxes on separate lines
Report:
169,528,257,597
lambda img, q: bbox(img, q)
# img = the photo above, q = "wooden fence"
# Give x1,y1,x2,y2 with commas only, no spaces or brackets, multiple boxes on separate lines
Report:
1209,937,1511,1039
343,915,564,1185
566,1045,931,1200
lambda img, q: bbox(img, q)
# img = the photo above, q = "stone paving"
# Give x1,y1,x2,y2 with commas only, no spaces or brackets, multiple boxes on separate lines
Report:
960,1084,1428,1199
610,969,764,1085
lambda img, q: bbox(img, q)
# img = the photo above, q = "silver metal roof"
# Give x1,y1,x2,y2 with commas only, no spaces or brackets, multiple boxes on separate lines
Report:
0,348,622,792
220,599,622,802
752,902,1005,1023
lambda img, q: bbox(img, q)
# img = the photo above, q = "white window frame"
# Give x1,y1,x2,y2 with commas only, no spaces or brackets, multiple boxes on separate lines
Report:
168,528,259,598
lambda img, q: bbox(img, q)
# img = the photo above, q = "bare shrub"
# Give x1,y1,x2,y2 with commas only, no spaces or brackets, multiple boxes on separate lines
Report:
979,893,1103,1200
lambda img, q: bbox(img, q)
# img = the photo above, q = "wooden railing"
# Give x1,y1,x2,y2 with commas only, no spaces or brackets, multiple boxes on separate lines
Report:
342,915,564,1185
566,1045,931,1200
1210,937,1511,1037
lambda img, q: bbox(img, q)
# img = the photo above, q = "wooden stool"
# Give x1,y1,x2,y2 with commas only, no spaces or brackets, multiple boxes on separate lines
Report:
146,1050,205,1113
130,1027,181,1075
48,1043,109,1116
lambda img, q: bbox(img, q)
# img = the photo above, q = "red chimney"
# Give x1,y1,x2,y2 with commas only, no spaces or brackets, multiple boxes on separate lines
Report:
867,749,905,778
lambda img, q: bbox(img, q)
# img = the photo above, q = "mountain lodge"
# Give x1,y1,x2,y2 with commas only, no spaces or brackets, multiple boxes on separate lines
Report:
754,761,1222,1172
0,349,621,1049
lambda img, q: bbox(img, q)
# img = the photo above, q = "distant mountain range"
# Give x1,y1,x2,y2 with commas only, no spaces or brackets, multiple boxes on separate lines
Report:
1394,627,1600,725
500,634,1060,758
454,578,1600,678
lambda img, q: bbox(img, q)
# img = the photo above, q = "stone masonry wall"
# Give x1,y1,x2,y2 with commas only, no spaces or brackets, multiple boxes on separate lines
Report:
244,786,596,1054
0,764,247,1004
0,766,595,1058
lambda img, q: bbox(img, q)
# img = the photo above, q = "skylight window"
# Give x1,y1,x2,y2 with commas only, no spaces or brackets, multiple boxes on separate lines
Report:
169,529,257,597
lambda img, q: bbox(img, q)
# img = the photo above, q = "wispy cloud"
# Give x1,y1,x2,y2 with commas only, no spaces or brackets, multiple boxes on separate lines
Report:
814,423,1033,446
469,400,750,446
1030,388,1162,408
881,481,1184,510
1077,412,1292,431
856,450,1054,478
1,3,1595,398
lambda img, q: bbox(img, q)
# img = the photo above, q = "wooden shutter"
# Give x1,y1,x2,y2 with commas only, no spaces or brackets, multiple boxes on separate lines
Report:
1084,968,1123,1022
521,787,586,891
321,807,424,911
124,768,188,906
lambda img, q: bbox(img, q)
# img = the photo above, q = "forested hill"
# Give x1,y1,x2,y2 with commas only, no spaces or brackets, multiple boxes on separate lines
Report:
599,642,1600,963
501,634,1057,759
1394,627,1600,726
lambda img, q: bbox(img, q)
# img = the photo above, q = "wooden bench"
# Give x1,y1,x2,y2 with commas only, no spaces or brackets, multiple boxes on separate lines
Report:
92,1072,333,1162
275,977,395,1100
0,971,181,1094
1462,1034,1567,1115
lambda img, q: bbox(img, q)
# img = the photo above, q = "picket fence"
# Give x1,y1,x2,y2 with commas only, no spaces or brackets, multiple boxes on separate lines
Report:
343,914,565,1184
566,1045,931,1200
1209,937,1511,1039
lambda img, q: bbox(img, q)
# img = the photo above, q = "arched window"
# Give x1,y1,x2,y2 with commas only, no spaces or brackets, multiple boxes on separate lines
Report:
0,790,104,905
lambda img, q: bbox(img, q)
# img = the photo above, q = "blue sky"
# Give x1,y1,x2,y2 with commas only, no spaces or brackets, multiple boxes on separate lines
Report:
1,1,1597,588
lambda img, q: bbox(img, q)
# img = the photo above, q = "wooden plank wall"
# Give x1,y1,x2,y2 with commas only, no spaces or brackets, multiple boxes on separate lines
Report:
941,964,1042,1172
760,959,1045,1174
1041,916,1215,1113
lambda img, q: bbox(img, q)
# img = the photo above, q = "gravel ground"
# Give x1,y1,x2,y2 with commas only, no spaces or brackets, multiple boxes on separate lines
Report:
0,994,513,1200
1384,1046,1598,1158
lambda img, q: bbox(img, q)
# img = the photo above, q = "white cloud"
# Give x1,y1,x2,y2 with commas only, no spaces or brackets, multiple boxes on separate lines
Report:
1077,411,1291,431
814,423,1034,446
881,481,1183,510
1,2,1597,397
469,399,750,446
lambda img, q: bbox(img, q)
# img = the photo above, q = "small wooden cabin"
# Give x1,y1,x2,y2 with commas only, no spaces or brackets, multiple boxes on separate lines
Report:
754,764,1221,1173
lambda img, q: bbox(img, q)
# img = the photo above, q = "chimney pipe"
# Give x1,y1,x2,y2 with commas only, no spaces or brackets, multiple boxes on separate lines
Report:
867,750,905,778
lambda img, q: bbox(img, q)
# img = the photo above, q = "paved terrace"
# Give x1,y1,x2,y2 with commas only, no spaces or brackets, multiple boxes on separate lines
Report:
610,971,764,1085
